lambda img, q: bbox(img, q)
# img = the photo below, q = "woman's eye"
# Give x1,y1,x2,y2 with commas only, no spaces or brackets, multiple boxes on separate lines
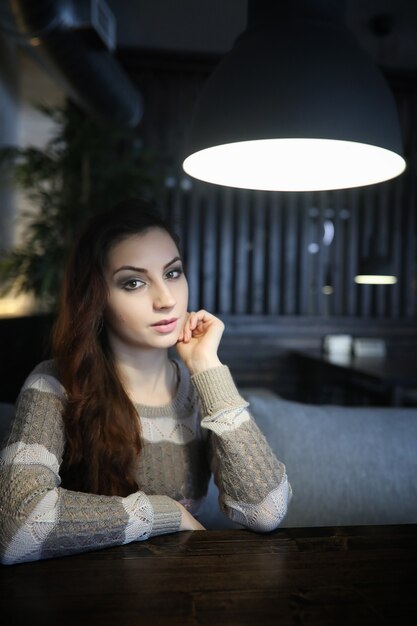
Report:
123,279,145,291
166,267,183,280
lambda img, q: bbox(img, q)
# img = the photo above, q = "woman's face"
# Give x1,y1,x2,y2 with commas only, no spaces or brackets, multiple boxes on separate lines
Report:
104,228,189,352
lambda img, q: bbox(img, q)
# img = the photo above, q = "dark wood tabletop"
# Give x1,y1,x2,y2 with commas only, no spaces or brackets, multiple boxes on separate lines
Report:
293,349,417,405
314,352,417,386
1,524,417,626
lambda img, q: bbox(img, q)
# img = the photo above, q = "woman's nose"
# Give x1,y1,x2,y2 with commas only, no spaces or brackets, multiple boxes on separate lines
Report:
153,281,176,309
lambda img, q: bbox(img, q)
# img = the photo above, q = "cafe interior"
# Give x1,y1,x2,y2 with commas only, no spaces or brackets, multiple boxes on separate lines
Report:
1,0,417,623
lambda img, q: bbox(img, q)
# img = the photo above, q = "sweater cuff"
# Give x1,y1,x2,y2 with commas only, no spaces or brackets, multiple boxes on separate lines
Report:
148,495,181,537
191,365,247,417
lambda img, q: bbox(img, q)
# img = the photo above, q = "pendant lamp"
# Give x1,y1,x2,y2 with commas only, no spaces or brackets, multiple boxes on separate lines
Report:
183,0,406,192
354,234,397,285
354,259,398,285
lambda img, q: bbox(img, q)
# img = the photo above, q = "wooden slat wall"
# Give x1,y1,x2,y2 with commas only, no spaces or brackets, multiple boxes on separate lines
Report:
123,53,417,320
164,181,416,318
2,313,416,402
218,188,233,313
267,194,283,314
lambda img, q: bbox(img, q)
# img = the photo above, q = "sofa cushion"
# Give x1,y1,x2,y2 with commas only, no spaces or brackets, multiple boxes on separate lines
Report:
243,389,417,527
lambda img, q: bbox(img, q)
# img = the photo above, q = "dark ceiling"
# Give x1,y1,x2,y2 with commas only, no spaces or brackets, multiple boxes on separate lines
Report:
106,0,417,71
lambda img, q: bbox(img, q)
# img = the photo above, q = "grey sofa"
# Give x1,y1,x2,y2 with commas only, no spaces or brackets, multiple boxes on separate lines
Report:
2,394,417,529
204,389,417,529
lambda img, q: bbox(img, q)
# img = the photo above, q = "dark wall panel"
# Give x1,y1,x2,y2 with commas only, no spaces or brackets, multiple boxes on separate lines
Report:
121,51,417,320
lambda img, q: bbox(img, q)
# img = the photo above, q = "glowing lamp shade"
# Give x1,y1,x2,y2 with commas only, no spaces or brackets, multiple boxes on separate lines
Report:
184,139,405,192
183,17,406,191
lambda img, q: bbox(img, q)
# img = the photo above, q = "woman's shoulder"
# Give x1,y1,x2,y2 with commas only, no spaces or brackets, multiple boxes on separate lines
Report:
20,359,66,402
30,359,58,377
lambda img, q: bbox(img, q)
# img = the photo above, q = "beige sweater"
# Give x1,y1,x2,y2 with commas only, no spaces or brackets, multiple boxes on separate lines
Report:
0,359,290,565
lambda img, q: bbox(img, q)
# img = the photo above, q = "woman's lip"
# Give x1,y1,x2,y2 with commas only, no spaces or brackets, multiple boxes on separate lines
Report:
151,319,178,334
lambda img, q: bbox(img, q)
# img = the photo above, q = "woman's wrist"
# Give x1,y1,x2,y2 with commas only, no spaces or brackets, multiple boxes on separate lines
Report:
190,364,245,417
187,355,223,376
175,501,205,531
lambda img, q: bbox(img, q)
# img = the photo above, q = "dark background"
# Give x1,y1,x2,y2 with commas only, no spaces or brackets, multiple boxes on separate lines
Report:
0,0,416,403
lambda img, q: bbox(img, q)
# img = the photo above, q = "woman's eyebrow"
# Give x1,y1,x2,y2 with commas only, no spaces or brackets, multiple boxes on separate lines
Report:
113,256,181,276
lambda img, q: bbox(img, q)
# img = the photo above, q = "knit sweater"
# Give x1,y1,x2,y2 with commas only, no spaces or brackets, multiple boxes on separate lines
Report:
0,359,290,565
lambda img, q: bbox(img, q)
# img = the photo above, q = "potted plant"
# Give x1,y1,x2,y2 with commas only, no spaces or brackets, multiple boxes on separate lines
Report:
0,102,161,311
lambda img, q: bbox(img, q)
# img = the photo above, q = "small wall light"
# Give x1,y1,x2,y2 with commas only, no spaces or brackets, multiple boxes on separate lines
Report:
354,261,398,285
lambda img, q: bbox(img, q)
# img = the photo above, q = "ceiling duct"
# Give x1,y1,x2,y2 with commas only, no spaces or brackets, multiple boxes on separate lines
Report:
11,0,142,128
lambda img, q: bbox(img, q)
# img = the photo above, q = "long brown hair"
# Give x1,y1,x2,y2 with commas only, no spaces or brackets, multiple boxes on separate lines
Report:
53,198,177,496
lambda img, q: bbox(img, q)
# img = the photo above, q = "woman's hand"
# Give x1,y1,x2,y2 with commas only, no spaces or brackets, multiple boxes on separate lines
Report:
175,502,206,531
175,309,224,375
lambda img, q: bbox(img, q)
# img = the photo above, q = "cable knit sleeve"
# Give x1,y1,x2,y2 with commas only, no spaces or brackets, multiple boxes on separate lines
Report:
192,365,291,532
0,362,181,565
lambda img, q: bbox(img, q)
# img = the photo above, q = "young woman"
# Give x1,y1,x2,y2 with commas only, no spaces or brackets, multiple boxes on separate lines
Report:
0,198,291,565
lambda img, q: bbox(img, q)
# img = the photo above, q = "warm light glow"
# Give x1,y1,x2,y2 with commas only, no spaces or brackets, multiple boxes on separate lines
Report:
354,275,398,285
0,294,35,318
183,138,406,191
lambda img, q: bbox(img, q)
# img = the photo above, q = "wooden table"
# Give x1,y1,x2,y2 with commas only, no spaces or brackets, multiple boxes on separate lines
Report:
293,350,417,406
1,525,417,625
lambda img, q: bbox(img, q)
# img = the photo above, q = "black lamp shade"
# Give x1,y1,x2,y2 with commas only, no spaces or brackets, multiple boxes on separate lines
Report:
183,18,406,191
